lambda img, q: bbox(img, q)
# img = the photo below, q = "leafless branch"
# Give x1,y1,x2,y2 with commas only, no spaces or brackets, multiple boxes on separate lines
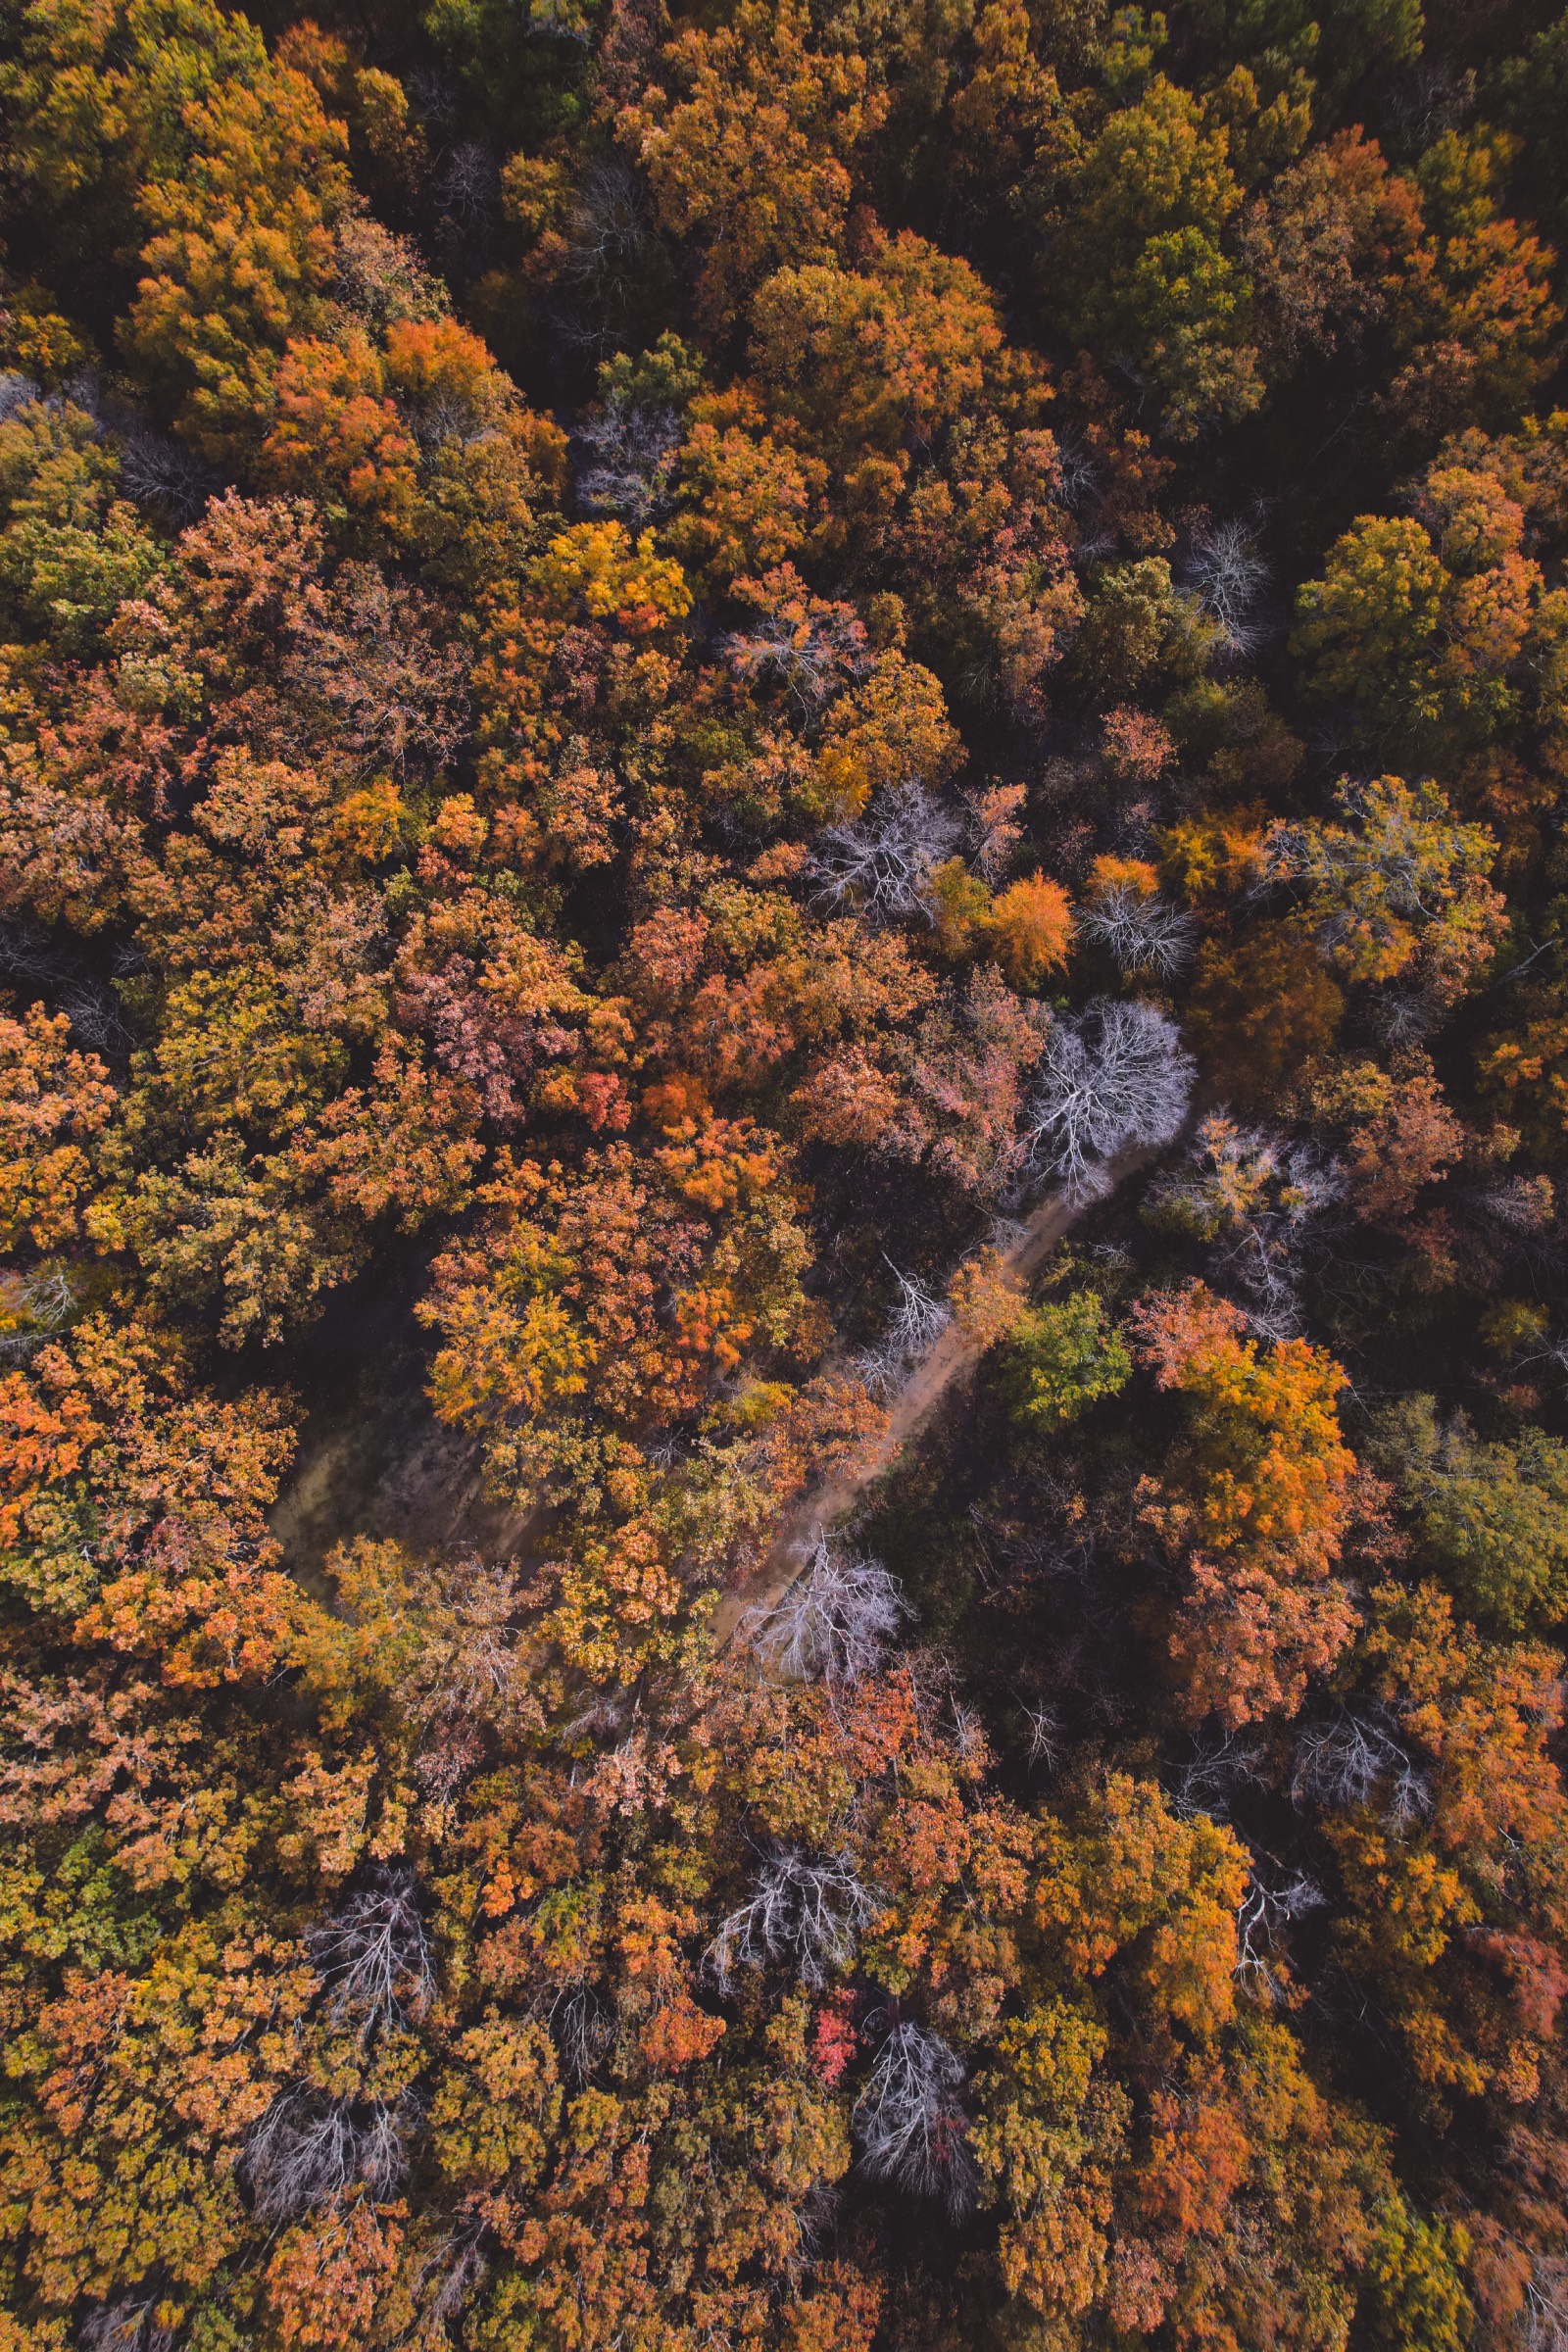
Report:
1023,999,1194,1197
742,1542,913,1686
707,1847,877,1991
854,2020,977,2218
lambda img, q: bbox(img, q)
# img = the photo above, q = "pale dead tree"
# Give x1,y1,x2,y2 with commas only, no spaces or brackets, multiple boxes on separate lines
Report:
788,2184,843,2282
332,216,446,330
308,1867,436,2034
1020,1699,1063,1774
1022,999,1194,1197
549,1980,613,2084
723,604,870,720
1051,430,1099,514
1235,1871,1327,2002
964,782,1027,884
1478,1171,1556,1237
436,141,501,228
560,1688,631,1745
706,1847,877,1992
1172,1731,1267,1821
0,1266,77,1360
1291,1713,1432,1825
410,2214,490,2337
577,397,681,524
1524,2259,1568,2352
407,1559,539,1744
855,1260,951,1398
0,371,41,421
555,163,664,345
744,1543,912,1686
808,786,962,926
243,2087,414,2223
1149,1115,1343,1340
282,564,469,774
1183,515,1271,656
884,1260,952,1358
1077,883,1196,979
854,2020,978,2218
116,424,216,523
1217,1151,1342,1341
78,2299,175,2352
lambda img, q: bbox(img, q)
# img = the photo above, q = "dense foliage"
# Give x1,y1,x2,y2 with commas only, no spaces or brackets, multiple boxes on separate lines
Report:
4,0,1568,2344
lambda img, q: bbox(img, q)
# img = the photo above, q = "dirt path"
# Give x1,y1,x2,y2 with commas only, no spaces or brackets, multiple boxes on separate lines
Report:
710,1144,1156,1647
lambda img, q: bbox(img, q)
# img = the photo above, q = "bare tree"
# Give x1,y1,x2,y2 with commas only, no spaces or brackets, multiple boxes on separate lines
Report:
1235,1869,1327,2002
1183,516,1270,656
854,2020,977,2218
856,1260,952,1396
1077,882,1196,979
78,2300,175,2352
404,1558,539,1744
1022,999,1194,1197
0,1265,78,1360
0,371,41,422
409,2213,490,2337
1524,2259,1568,2352
1171,1730,1266,1820
577,395,681,524
436,141,501,229
554,162,667,349
332,217,447,330
1019,1698,1063,1774
1150,1116,1343,1339
1291,1713,1432,1825
549,1980,613,2084
744,1543,912,1686
308,1867,436,2034
707,1847,877,1992
116,423,217,523
808,787,961,926
885,1260,952,1358
723,603,870,721
282,564,469,774
243,2087,414,2223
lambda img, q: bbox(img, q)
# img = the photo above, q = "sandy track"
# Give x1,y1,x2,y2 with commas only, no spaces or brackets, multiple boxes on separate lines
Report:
710,1145,1156,1647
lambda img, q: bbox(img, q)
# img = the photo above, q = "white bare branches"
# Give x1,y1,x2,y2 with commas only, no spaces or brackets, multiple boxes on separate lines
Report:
1022,999,1194,1197
116,424,217,524
242,2086,415,2223
1077,883,1196,979
577,397,681,524
744,1542,913,1686
1016,1696,1063,1774
307,1867,436,2036
808,786,961,926
854,2020,977,2218
857,1261,952,1396
1183,516,1270,656
78,2300,175,2352
435,141,500,228
1150,1115,1343,1339
1291,1714,1432,1825
1524,2260,1568,2352
707,1847,877,1992
1235,1870,1327,2002
1172,1730,1267,1820
885,1260,952,1357
549,1980,613,2084
723,604,871,720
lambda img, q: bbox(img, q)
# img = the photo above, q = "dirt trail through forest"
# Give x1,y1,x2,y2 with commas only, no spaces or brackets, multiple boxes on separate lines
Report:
710,1145,1155,1647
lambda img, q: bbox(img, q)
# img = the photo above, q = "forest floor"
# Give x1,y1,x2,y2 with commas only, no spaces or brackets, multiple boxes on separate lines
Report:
710,1147,1153,1647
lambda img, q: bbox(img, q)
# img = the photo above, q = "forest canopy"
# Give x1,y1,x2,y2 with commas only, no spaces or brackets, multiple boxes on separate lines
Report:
4,0,1568,2346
